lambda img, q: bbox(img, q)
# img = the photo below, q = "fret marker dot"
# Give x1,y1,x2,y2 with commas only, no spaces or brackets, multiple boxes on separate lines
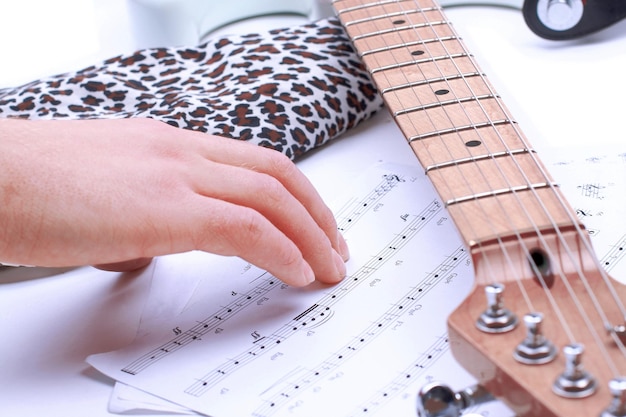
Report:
435,89,449,95
465,140,482,147
411,50,425,56
392,19,405,25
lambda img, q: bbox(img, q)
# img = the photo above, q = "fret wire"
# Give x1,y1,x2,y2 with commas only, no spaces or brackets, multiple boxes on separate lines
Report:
343,7,439,27
381,72,483,94
425,1,626,364
352,20,449,41
371,52,468,73
418,2,626,356
333,0,401,15
424,148,535,173
445,182,556,207
393,94,498,116
341,1,555,240
391,0,582,340
407,119,513,142
334,0,439,16
359,35,458,56
342,0,571,334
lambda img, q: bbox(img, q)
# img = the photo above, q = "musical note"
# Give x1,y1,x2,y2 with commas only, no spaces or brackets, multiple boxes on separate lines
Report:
87,163,507,417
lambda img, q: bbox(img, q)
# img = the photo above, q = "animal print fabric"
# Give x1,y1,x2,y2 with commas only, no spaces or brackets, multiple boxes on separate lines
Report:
0,18,382,160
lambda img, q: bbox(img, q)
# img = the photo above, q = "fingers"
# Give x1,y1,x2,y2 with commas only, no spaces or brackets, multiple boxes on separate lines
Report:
204,135,349,256
186,197,317,287
190,160,347,285
1,118,348,286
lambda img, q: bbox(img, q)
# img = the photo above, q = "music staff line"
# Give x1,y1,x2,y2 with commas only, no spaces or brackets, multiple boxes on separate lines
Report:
251,246,468,417
335,173,406,232
347,333,450,417
184,199,444,397
601,234,626,274
120,171,409,376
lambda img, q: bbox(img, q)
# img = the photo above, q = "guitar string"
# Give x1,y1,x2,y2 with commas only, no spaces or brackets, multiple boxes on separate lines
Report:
343,0,563,335
391,0,592,355
402,0,626,371
373,0,562,324
400,0,626,371
335,0,530,332
335,0,566,361
389,0,560,332
391,1,544,309
340,0,626,380
335,0,626,377
397,0,594,346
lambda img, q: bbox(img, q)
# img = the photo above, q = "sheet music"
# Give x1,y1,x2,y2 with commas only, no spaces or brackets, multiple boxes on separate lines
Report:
88,162,514,417
88,144,626,417
546,145,626,283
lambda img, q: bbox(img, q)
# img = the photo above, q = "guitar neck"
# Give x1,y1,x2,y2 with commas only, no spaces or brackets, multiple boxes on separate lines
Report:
332,0,582,249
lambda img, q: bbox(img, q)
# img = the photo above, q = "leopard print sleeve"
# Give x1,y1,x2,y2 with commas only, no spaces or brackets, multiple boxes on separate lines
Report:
0,18,382,160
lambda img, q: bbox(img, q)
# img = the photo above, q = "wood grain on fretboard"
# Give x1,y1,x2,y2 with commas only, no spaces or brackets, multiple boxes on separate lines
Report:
332,0,581,250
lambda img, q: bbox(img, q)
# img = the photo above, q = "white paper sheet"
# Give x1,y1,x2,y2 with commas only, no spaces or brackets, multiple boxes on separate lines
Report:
88,162,515,416
546,145,626,283
89,144,626,416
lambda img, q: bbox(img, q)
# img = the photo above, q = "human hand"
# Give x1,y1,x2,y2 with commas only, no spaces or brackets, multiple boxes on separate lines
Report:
0,117,348,286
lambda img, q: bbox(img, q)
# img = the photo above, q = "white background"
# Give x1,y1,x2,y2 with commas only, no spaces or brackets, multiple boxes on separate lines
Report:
1,1,625,416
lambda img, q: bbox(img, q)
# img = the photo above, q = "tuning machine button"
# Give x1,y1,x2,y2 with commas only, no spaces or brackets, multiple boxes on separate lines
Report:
513,312,557,365
552,343,597,398
476,283,518,333
416,382,494,417
601,377,626,417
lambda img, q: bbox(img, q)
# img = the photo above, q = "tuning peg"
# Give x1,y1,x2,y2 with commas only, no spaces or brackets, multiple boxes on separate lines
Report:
601,377,626,417
552,343,597,398
476,283,518,333
416,382,494,417
513,312,557,365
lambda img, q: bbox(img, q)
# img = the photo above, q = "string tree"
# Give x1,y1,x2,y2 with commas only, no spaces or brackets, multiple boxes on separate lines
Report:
475,283,518,334
607,323,626,346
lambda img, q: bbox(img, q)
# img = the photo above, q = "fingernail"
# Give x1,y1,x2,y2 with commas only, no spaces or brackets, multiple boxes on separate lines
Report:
301,262,315,286
333,250,347,280
337,232,350,261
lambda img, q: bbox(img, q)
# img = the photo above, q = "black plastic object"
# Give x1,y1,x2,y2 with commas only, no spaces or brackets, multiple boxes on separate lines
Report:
522,0,626,40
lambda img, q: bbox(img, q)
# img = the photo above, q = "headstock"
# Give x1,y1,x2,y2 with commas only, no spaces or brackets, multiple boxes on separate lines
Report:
447,230,626,416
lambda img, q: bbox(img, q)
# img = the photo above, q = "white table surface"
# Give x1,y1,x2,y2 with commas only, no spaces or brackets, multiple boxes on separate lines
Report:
1,1,625,416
